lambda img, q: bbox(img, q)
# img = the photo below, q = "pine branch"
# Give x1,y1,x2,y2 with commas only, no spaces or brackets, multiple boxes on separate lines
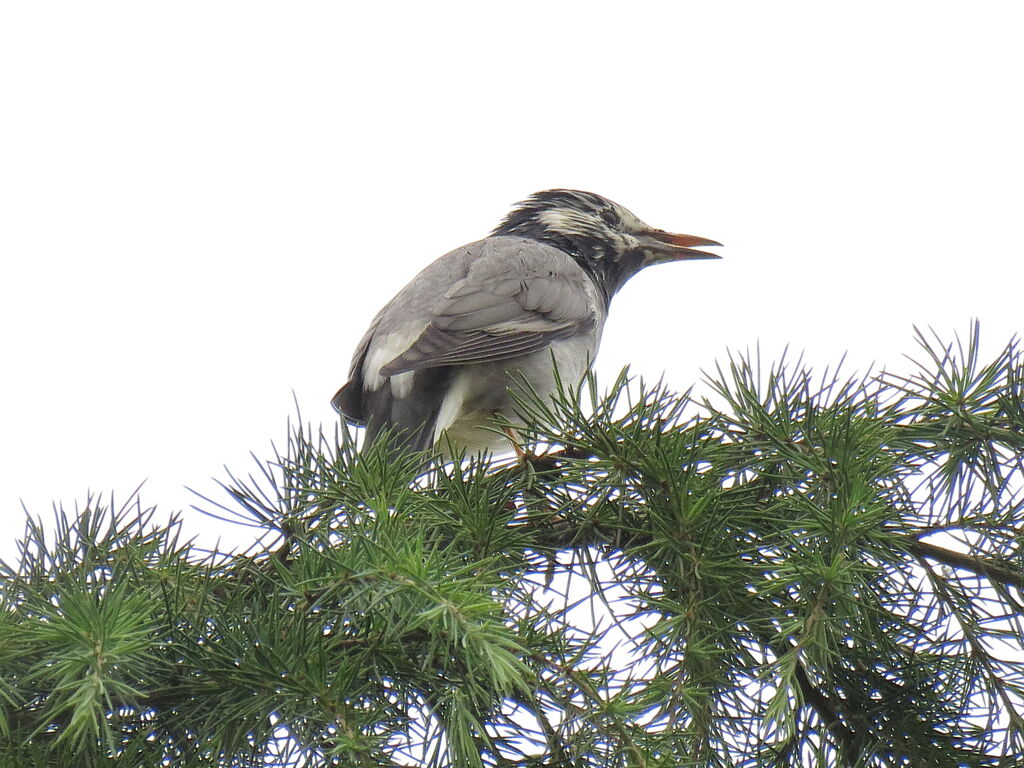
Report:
789,650,860,766
902,536,1024,591
3,324,1022,767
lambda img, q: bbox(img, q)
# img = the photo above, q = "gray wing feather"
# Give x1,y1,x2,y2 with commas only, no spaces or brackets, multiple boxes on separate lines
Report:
379,239,598,377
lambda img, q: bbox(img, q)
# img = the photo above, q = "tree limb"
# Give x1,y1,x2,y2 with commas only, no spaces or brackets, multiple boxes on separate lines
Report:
902,536,1023,590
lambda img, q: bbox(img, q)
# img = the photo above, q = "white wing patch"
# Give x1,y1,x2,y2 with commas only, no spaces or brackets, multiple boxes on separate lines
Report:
362,327,423,392
389,371,415,400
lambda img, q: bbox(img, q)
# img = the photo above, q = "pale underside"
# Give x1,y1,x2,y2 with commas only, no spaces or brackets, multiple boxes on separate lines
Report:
429,336,596,457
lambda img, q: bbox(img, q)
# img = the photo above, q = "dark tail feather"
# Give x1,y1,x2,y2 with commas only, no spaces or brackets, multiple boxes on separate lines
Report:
363,416,436,460
348,367,455,464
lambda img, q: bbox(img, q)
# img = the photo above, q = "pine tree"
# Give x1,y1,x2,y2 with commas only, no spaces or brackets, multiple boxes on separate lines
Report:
2,324,1022,767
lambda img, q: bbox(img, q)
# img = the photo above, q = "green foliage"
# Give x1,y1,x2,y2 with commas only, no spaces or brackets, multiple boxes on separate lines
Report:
1,324,1022,767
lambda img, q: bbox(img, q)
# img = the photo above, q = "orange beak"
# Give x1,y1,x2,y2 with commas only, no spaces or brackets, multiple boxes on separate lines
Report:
640,229,723,263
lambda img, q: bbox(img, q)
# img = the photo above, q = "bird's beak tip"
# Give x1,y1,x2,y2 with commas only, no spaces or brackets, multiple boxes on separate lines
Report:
644,229,723,261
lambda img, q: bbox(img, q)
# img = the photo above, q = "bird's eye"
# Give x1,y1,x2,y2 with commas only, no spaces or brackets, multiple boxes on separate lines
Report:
600,209,618,227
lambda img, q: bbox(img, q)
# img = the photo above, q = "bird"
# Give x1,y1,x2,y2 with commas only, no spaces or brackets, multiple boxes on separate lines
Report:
332,189,721,458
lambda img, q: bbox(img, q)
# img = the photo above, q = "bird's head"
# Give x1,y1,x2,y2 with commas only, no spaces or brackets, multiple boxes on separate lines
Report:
492,189,721,301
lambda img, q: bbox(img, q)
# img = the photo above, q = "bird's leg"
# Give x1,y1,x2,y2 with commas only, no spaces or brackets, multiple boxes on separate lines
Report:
505,425,570,476
504,424,560,467
503,425,531,462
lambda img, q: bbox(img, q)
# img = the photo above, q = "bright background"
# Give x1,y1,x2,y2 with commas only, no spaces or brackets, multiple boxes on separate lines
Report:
2,3,1022,561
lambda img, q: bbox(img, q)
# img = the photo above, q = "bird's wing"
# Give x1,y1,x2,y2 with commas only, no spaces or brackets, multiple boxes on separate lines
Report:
378,237,600,377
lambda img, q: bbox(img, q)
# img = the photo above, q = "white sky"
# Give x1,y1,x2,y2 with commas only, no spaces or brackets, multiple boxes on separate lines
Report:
2,3,1022,562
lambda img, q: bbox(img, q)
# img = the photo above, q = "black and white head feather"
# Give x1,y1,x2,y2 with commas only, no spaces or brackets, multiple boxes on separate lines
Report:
493,189,697,301
493,189,647,262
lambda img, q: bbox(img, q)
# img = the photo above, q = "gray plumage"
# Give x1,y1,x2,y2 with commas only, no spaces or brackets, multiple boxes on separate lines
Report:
332,189,720,456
